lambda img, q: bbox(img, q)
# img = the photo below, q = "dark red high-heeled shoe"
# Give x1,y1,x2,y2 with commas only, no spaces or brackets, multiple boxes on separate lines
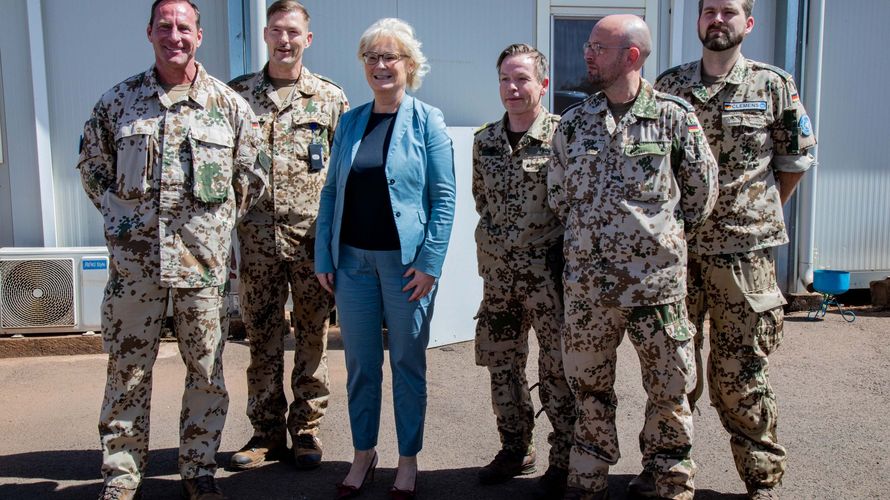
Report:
335,452,378,499
389,472,417,500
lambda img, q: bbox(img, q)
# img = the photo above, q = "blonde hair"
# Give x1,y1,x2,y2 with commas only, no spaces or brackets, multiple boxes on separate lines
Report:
358,18,430,91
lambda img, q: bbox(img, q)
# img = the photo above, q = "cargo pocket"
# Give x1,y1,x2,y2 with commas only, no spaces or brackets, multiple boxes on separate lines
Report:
473,305,491,366
114,121,156,199
743,287,786,355
189,125,235,203
629,302,695,343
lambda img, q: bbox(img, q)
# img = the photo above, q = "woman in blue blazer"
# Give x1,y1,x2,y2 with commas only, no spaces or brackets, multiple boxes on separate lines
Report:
314,18,455,500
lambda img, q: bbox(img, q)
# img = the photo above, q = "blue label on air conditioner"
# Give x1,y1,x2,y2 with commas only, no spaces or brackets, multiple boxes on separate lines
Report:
82,259,108,270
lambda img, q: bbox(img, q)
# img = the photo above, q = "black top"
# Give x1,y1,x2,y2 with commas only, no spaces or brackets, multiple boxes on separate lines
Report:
340,111,401,250
506,128,525,150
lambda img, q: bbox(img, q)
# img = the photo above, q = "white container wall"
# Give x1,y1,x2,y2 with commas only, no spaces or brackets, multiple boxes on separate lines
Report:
810,0,890,288
299,0,535,127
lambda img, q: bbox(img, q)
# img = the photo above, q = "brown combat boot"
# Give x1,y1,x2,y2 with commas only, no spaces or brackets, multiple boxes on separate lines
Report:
181,476,226,500
478,446,536,485
98,484,142,500
229,436,287,470
293,433,323,470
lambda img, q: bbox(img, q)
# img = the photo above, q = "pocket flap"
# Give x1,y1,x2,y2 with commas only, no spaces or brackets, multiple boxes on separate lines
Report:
522,156,549,172
744,288,787,313
566,140,601,158
293,112,331,128
115,121,155,141
624,141,669,157
722,113,768,129
190,125,234,147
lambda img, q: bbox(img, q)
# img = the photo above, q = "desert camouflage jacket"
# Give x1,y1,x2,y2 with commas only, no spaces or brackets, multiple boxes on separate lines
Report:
228,65,348,258
548,79,718,307
655,55,816,255
473,109,562,272
77,63,268,288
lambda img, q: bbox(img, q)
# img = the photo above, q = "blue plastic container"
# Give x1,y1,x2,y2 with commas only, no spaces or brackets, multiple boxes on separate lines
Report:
813,270,851,296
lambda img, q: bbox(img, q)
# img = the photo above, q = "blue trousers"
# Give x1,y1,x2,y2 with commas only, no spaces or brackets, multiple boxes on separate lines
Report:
334,245,437,456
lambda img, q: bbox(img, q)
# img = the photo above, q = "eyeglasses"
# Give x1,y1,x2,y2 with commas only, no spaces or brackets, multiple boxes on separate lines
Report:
362,52,407,66
582,42,631,56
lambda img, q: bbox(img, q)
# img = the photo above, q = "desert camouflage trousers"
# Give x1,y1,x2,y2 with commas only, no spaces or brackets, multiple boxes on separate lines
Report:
562,289,697,499
686,249,787,488
239,235,332,441
474,255,575,469
99,269,229,489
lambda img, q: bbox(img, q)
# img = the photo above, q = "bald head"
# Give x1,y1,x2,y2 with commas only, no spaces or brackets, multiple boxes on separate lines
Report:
594,14,652,68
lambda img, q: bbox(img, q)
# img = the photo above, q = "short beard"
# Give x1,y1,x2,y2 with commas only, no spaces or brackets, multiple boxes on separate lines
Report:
699,28,745,51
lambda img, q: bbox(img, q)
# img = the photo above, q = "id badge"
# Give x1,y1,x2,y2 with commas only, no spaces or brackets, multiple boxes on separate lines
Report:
308,143,324,172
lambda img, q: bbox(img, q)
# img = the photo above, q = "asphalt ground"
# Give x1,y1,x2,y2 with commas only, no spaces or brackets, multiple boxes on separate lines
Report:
0,308,888,500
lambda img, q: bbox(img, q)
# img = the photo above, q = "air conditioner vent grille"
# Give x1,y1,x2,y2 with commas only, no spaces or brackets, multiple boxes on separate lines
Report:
0,259,76,328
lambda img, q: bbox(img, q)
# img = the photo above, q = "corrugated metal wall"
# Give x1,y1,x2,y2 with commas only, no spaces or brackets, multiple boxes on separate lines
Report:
812,0,890,286
0,0,41,247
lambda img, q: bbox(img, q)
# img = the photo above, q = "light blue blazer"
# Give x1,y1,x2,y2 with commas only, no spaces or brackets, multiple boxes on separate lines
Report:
314,95,456,278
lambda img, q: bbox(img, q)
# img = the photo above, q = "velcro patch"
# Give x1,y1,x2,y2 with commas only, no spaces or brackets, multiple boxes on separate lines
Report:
799,115,813,137
723,101,767,112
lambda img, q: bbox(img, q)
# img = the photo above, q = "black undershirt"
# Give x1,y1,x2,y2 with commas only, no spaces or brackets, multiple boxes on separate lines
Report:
340,112,401,250
506,128,525,150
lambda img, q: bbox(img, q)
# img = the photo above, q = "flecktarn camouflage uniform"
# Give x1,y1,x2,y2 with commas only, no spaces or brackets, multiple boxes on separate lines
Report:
228,65,348,444
78,63,267,490
548,80,718,499
656,56,816,489
473,109,576,469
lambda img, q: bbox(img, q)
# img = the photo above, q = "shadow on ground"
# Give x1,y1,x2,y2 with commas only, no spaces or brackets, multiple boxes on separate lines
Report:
0,450,747,500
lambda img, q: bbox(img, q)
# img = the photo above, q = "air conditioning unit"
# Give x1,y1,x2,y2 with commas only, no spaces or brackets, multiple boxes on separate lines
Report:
0,247,109,335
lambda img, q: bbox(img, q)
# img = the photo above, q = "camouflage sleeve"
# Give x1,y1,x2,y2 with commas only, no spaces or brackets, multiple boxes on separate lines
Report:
76,102,115,211
231,103,269,219
471,137,488,218
674,110,718,234
770,77,817,173
547,125,569,225
329,89,350,145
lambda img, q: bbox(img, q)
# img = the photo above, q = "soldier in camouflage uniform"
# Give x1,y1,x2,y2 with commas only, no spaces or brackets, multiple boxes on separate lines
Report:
473,44,576,498
654,1,816,498
77,1,267,499
226,0,349,472
548,16,718,500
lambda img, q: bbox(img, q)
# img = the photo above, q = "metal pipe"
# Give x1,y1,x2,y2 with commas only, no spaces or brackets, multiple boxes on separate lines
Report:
26,0,57,247
249,0,267,73
795,0,824,292
669,0,685,67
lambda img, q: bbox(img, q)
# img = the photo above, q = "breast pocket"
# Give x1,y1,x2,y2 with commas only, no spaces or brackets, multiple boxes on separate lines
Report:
114,121,157,199
565,143,601,201
189,125,235,203
623,140,673,203
722,112,769,166
292,112,332,167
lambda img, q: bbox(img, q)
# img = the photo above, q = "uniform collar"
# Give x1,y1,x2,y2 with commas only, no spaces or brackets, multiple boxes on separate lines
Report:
688,54,750,102
497,106,553,148
258,64,320,110
588,78,658,120
144,62,211,109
